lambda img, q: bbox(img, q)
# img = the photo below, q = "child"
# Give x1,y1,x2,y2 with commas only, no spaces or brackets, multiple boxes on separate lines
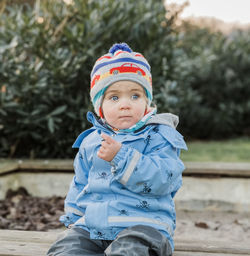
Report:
47,43,187,256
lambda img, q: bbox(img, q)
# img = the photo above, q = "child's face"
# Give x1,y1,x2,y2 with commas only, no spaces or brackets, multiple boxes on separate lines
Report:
102,81,147,130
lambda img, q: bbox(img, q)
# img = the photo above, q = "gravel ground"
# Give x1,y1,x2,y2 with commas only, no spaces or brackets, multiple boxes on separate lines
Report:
1,187,250,246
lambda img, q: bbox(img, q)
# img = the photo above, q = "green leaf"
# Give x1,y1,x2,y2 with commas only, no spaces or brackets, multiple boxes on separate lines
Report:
49,105,67,116
0,35,18,53
48,117,54,133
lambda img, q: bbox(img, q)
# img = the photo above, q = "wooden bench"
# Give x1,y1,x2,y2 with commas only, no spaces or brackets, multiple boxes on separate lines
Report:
1,229,250,256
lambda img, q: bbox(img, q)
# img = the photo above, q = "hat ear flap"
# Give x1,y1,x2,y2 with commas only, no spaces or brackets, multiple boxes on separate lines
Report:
99,107,104,118
144,107,150,116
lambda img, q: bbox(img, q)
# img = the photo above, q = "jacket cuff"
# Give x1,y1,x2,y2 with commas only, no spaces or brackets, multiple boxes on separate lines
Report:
111,144,128,167
59,213,80,227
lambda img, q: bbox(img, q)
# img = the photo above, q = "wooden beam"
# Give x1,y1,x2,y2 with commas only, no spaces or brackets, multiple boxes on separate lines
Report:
174,252,247,256
1,242,50,256
0,229,59,243
0,159,74,175
0,161,18,175
1,159,250,177
184,162,250,177
0,230,250,256
174,238,250,254
18,159,73,171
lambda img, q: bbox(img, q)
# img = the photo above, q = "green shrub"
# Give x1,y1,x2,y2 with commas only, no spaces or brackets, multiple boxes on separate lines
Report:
155,25,250,139
0,0,176,158
1,0,250,158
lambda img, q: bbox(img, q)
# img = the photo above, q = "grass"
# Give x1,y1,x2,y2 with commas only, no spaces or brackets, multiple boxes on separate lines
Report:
181,137,250,162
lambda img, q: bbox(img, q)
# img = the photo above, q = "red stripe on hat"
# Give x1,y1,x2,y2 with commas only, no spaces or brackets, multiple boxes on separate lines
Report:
135,53,144,57
91,74,101,89
97,56,112,61
114,50,131,56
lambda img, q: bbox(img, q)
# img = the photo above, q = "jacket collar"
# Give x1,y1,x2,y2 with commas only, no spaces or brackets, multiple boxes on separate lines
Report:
87,111,150,135
87,111,179,135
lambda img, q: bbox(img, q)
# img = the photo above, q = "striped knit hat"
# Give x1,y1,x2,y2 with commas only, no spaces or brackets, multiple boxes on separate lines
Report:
90,43,152,117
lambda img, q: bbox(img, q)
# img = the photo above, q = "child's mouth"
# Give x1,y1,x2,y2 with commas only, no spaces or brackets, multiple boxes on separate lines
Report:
119,116,132,120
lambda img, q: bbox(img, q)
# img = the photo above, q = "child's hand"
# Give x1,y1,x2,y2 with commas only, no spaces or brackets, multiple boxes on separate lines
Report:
97,133,122,162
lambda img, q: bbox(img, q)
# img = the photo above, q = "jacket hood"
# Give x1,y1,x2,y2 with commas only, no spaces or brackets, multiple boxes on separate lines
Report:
87,111,106,130
146,113,179,129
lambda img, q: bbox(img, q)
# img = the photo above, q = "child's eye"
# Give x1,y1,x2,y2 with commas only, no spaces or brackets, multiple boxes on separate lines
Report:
132,94,139,100
110,96,119,101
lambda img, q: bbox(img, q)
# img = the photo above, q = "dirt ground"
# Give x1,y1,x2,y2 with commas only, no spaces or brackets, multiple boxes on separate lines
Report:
0,187,64,231
175,209,250,245
1,187,250,245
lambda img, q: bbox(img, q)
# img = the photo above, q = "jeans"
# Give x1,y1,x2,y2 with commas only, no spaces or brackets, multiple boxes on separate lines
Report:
47,225,172,256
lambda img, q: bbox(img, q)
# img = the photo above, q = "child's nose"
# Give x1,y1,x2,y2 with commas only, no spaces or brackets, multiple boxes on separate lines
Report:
119,98,131,109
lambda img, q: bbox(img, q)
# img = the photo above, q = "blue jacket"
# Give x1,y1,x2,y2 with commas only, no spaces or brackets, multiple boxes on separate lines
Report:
60,111,187,250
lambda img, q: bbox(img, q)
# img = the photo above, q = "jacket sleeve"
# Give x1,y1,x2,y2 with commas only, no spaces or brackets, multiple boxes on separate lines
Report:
60,150,89,227
111,126,187,196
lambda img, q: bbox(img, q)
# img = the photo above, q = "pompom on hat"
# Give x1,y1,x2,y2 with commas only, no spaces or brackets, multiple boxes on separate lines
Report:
90,43,152,117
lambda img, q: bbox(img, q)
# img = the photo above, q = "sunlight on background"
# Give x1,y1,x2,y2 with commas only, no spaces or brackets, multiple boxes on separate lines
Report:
167,0,250,24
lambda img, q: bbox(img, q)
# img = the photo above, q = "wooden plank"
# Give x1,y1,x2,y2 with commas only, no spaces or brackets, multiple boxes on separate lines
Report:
0,229,60,244
17,160,250,177
0,230,59,256
1,230,250,256
1,241,50,256
184,162,250,177
0,243,247,256
18,159,73,171
174,252,247,256
0,162,18,175
175,238,250,254
1,159,250,177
